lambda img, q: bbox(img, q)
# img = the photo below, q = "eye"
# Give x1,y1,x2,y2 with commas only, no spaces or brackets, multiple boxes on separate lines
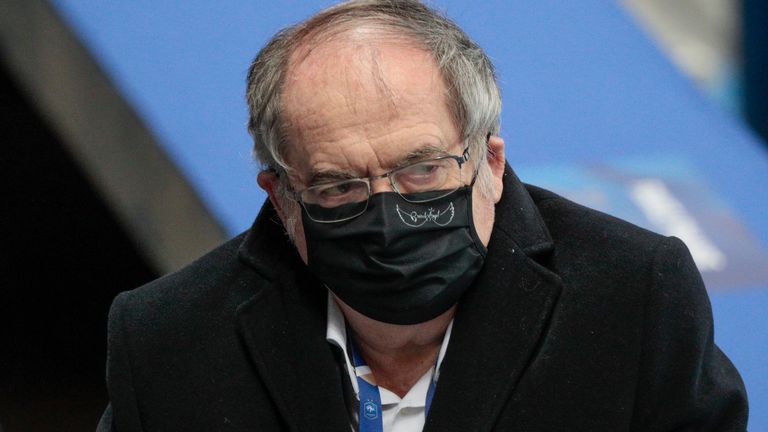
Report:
304,180,368,207
409,162,441,175
403,161,444,178
317,182,353,197
394,160,450,192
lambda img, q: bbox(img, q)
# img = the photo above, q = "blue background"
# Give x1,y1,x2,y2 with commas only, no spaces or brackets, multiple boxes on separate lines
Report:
50,1,767,428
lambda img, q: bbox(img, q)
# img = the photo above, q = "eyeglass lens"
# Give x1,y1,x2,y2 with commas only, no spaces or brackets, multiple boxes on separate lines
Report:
301,157,464,222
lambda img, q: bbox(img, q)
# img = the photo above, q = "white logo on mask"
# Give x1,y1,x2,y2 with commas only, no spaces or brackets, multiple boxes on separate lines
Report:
396,202,455,227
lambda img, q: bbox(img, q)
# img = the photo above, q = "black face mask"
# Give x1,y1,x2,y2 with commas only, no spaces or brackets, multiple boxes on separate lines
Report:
302,187,487,325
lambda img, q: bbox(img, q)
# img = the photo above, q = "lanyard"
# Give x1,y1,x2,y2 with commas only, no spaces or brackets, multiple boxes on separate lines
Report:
350,340,438,432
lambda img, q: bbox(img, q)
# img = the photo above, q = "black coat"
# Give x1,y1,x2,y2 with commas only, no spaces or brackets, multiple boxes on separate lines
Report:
97,166,747,431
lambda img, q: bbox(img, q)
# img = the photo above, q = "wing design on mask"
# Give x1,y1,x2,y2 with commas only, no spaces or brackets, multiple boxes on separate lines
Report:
433,202,455,226
396,202,455,227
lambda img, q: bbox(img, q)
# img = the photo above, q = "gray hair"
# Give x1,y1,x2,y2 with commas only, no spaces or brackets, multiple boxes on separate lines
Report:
246,0,502,199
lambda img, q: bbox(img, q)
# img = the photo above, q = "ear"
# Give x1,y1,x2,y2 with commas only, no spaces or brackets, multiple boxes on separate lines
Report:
487,135,505,203
257,170,289,223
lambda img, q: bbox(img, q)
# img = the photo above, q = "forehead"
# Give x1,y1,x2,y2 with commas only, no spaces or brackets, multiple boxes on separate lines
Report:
279,32,459,183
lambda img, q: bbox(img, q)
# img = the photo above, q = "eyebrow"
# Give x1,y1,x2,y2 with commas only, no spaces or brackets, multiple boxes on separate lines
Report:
307,168,356,186
394,145,451,168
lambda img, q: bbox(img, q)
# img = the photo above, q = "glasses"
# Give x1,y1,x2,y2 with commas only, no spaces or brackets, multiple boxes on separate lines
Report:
292,147,474,223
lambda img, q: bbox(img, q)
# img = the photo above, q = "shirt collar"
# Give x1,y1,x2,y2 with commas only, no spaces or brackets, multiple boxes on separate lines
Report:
325,291,453,405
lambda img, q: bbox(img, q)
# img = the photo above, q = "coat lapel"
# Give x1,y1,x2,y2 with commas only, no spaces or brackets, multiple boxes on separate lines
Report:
424,166,564,432
236,206,351,432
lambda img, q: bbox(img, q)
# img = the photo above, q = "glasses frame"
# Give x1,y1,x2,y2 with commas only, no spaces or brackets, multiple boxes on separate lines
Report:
292,146,475,223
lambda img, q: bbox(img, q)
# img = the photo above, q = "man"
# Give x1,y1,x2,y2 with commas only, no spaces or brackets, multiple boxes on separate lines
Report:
98,1,747,431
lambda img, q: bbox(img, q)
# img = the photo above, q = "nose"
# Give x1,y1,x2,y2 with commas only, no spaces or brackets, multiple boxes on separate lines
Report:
369,175,396,195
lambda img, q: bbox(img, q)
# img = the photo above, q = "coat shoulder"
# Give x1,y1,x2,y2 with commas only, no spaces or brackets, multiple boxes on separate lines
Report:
525,183,665,255
109,232,264,339
522,183,681,303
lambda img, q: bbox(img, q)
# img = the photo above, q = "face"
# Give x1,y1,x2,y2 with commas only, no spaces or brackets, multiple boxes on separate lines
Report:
259,33,505,264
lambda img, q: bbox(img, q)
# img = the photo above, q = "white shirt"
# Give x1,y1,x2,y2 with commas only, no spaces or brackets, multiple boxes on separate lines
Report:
326,292,453,432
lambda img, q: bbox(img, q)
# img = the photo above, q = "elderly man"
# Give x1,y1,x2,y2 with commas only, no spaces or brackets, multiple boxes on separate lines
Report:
98,1,747,431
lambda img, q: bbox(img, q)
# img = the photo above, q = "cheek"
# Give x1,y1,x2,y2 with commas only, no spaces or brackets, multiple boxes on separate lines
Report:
472,191,496,247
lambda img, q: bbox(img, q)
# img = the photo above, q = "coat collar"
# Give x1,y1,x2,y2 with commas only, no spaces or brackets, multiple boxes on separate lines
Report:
236,164,563,432
236,203,351,431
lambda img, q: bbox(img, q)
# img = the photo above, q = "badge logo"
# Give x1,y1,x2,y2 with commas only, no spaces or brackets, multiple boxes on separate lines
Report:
363,400,379,420
395,202,455,227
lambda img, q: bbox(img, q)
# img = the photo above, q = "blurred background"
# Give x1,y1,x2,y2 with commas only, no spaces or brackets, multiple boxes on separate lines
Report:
1,1,766,430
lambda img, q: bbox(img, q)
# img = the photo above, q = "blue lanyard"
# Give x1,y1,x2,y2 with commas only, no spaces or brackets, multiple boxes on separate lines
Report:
350,340,438,432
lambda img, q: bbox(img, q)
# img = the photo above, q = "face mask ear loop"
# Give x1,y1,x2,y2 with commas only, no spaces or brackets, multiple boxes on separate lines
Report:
271,166,302,204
